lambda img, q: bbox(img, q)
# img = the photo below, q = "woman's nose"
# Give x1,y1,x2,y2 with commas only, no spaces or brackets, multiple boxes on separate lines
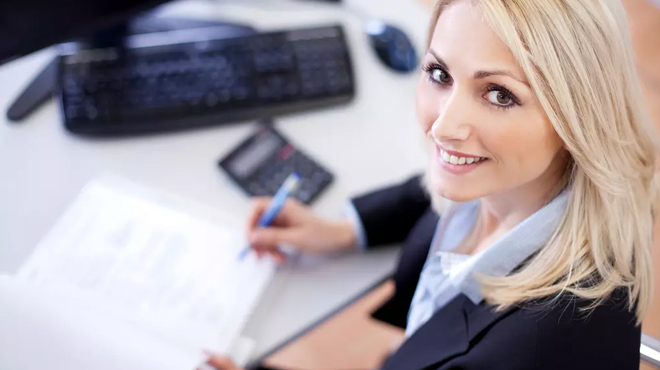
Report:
430,90,472,142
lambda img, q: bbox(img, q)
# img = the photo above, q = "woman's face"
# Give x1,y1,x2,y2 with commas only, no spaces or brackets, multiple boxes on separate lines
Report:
418,0,566,203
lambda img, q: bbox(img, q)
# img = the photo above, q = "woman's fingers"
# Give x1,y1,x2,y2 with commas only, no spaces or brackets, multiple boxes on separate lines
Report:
268,248,287,263
246,198,306,232
244,196,322,256
204,353,242,370
249,227,303,250
253,245,286,263
246,197,273,232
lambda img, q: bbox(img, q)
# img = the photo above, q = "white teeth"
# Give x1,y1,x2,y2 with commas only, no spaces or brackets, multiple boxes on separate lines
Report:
440,149,485,166
442,150,450,162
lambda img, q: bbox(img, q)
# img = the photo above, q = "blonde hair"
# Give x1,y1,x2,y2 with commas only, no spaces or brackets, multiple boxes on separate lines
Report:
426,0,659,323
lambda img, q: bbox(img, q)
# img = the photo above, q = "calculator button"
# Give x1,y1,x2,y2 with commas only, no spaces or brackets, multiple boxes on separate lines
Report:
298,190,312,203
265,180,279,193
300,180,314,191
277,145,296,160
260,166,276,180
274,171,288,184
299,161,313,175
268,182,282,194
311,171,325,182
248,183,264,195
258,173,271,184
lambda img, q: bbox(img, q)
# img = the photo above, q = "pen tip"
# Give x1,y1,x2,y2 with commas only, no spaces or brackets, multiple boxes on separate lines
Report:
238,248,250,260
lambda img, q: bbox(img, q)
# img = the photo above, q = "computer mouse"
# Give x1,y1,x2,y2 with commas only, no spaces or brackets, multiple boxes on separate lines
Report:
365,20,418,73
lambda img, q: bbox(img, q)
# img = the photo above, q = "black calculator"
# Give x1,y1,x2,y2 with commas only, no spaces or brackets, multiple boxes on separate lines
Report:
219,124,334,204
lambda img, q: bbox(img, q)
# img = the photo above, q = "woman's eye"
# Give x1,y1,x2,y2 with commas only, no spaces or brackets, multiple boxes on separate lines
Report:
430,68,451,84
486,90,513,106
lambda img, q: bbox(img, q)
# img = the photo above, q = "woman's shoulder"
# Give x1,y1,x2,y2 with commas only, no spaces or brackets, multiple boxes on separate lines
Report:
516,288,641,369
522,287,638,325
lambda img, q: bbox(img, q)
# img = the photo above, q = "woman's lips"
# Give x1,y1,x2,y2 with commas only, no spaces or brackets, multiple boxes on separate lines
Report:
436,146,489,175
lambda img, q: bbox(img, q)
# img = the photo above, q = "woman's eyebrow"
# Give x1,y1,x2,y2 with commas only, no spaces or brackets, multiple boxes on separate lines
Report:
427,48,530,88
474,70,530,87
427,49,450,72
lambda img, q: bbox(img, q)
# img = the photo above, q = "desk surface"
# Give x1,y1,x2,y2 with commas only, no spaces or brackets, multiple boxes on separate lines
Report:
0,0,431,360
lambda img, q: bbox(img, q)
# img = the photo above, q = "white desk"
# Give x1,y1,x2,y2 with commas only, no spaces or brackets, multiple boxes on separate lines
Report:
0,0,430,361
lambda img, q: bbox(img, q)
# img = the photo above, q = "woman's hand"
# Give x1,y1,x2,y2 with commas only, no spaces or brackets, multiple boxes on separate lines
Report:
201,354,243,370
246,197,358,261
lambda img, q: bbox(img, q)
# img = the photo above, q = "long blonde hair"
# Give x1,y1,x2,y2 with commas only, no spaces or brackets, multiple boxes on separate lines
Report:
426,0,659,323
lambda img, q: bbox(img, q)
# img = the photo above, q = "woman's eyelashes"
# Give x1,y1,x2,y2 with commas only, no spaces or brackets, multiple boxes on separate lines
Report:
483,85,520,110
422,63,452,85
422,63,521,111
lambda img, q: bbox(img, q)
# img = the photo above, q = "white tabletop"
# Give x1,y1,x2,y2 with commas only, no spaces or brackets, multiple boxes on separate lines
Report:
0,0,430,361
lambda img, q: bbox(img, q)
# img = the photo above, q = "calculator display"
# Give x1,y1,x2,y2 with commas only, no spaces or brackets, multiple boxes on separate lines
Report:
229,131,283,179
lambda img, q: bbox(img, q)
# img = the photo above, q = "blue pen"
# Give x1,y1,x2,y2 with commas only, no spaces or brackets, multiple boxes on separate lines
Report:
238,172,302,260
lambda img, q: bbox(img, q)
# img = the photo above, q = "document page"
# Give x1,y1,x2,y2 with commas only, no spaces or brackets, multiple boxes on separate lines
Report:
0,275,205,370
16,176,275,355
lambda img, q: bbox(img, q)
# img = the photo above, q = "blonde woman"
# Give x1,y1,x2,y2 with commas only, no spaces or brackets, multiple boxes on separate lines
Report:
205,0,658,369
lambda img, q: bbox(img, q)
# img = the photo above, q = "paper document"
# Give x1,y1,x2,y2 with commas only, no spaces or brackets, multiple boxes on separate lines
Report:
0,275,203,370
4,176,275,369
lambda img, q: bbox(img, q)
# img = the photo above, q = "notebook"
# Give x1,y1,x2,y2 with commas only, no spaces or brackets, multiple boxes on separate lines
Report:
0,175,275,370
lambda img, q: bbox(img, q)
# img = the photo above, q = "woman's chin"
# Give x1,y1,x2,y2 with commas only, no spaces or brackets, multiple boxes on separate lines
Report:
435,186,477,203
429,172,480,203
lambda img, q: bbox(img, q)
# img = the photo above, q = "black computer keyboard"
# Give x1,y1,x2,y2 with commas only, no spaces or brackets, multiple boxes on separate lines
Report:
57,25,355,136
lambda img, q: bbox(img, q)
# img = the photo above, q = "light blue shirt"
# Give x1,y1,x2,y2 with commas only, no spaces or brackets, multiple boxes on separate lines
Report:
404,189,570,337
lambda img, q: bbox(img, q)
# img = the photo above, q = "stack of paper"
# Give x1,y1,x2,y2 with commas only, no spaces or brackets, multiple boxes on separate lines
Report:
0,175,275,370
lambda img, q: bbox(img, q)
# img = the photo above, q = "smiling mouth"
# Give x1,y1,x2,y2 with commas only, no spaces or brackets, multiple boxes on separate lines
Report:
439,149,488,165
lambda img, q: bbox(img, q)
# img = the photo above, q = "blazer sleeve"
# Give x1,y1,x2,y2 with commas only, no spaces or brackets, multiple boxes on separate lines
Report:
350,175,431,249
534,289,641,370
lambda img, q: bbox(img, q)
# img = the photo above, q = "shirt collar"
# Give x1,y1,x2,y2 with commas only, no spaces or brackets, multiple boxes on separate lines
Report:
444,189,571,304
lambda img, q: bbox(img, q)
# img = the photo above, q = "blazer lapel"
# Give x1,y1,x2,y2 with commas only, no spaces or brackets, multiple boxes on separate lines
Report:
380,295,470,370
380,295,520,370
464,298,519,343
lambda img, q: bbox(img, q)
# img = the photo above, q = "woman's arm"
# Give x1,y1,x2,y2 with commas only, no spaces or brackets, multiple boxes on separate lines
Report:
350,175,431,249
245,175,431,260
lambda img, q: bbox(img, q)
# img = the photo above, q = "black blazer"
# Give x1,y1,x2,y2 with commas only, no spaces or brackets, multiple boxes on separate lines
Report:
350,176,641,370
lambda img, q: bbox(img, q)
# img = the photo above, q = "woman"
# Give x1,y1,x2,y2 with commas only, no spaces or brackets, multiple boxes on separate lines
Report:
207,0,659,368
